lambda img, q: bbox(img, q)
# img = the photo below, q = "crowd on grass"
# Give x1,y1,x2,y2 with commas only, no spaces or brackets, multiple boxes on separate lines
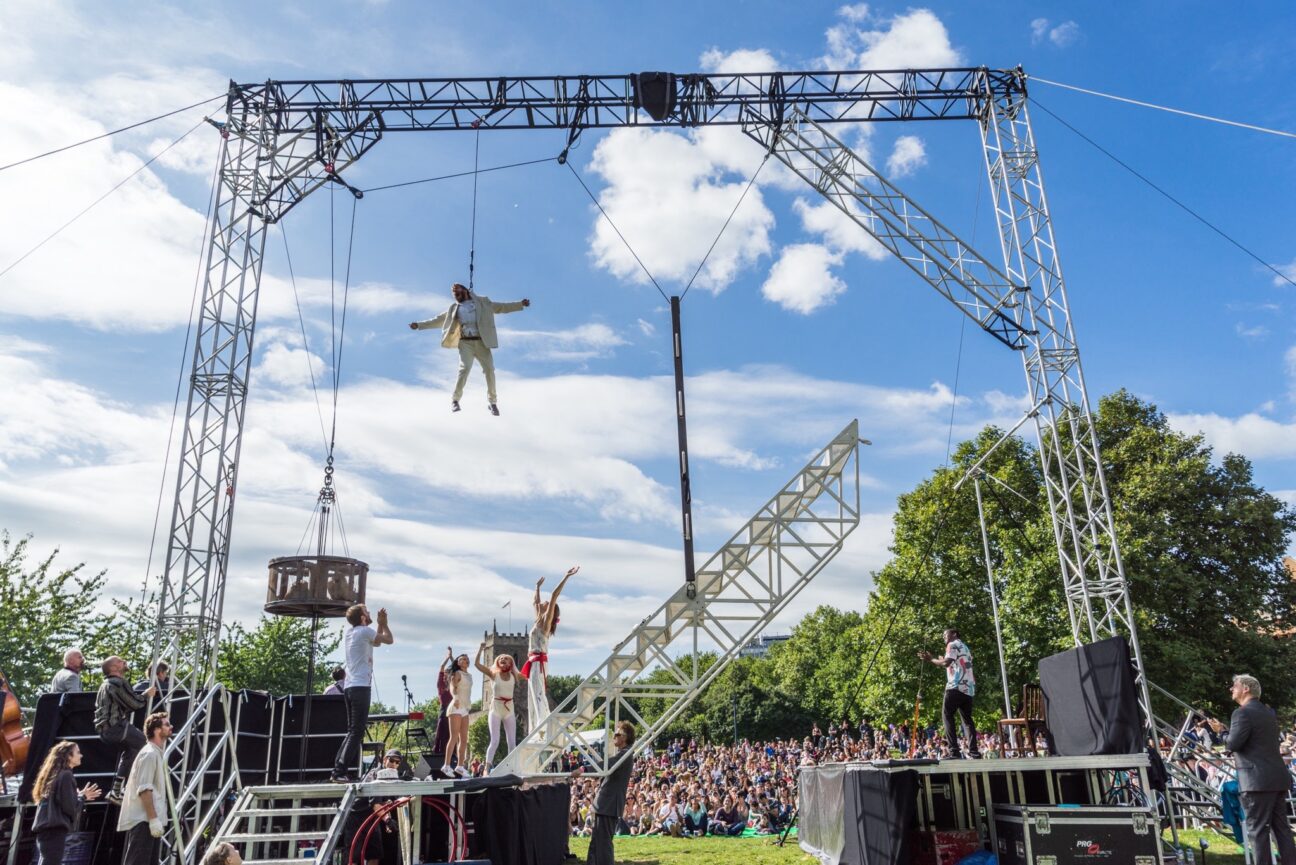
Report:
558,719,1042,839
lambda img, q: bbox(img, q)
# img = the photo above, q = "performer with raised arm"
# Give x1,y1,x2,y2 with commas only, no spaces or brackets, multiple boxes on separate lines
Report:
409,283,530,416
330,605,394,783
917,627,981,760
476,640,518,770
441,651,473,778
522,566,579,733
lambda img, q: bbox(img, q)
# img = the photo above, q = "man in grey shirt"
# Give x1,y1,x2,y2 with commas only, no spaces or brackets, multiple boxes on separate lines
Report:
1212,674,1296,865
49,648,85,693
580,721,637,865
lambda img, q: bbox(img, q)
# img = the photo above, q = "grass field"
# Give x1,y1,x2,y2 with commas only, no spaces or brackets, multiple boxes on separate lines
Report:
566,834,816,864
564,827,1248,864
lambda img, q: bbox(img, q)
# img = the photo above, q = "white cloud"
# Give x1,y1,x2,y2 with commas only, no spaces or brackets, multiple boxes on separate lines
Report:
636,318,656,338
761,243,847,314
584,127,774,294
886,135,926,178
1030,18,1081,48
500,322,629,363
793,198,888,260
1235,323,1269,339
1277,259,1296,287
826,8,962,70
1169,412,1296,459
699,47,779,74
1049,21,1081,48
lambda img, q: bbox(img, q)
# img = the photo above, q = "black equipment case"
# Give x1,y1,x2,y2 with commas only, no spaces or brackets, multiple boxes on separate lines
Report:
993,804,1160,865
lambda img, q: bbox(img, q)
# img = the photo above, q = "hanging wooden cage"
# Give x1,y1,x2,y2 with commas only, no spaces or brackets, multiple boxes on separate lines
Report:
265,555,368,618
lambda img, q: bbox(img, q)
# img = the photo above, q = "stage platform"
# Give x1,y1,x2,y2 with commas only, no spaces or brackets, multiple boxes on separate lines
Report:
799,753,1162,865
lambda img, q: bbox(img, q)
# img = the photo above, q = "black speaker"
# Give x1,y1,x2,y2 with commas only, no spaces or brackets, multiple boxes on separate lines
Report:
633,72,676,121
414,752,446,779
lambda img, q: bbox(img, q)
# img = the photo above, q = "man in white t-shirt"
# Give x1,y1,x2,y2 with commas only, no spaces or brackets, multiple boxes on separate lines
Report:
409,282,530,416
117,711,173,865
918,627,980,759
331,604,395,783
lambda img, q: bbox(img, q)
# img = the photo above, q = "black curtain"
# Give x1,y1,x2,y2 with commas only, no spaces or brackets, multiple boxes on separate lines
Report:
841,768,918,865
1038,636,1142,756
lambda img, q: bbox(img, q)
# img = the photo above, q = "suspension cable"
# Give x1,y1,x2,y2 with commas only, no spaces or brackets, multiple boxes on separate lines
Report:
467,122,482,290
0,93,225,173
1030,77,1296,140
680,153,770,300
1030,97,1296,290
139,130,224,604
0,117,206,281
565,160,669,302
360,156,557,194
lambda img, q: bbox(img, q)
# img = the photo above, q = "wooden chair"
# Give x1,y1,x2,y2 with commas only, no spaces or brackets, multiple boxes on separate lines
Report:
997,683,1049,757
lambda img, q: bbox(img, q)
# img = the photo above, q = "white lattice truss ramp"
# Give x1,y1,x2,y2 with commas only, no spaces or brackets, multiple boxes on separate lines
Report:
493,420,863,777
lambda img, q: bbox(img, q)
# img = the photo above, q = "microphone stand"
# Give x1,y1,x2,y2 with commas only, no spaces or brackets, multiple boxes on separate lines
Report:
402,674,414,752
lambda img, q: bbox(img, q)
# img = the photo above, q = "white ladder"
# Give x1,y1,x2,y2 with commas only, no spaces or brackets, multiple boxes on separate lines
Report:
208,783,358,864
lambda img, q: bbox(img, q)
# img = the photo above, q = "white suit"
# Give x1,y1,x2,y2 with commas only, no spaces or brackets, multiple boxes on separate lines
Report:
413,293,526,403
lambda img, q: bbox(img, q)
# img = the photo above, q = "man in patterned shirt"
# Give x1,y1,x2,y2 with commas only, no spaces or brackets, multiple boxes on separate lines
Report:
918,628,980,759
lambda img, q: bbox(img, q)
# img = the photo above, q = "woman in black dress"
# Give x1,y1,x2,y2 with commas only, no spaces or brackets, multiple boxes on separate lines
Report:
31,741,102,864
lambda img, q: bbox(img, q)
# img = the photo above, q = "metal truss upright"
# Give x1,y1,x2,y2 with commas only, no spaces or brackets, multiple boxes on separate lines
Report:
976,71,1153,727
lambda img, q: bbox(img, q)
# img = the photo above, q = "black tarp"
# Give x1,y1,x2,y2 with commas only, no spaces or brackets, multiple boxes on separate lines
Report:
468,783,570,865
840,768,917,865
1038,636,1142,756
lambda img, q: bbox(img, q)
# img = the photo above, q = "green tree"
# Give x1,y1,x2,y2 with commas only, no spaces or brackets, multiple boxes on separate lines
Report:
469,714,490,758
547,674,581,710
217,615,341,694
766,605,869,724
0,532,114,703
854,390,1296,725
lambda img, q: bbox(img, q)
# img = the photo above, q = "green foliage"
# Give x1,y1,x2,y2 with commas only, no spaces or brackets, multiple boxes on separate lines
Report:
0,532,114,704
468,713,489,758
547,673,581,709
217,615,341,694
568,834,815,864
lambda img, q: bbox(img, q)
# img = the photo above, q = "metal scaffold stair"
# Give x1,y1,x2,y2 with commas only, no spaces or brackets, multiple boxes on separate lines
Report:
1149,682,1239,831
494,420,865,777
208,784,358,864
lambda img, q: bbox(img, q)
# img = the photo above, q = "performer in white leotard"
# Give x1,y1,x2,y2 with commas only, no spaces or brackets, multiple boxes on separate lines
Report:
521,566,579,735
476,642,518,769
441,651,473,778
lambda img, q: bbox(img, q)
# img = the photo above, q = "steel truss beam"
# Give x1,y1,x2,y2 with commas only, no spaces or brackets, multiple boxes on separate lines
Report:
975,74,1154,728
742,106,1031,349
493,422,863,777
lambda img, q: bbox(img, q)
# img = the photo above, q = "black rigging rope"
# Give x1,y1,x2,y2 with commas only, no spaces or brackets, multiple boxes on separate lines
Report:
1031,97,1296,291
0,93,224,173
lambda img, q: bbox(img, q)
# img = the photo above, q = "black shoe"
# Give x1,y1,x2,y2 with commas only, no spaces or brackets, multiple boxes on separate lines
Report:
328,774,351,784
488,403,500,416
451,400,461,413
106,788,123,805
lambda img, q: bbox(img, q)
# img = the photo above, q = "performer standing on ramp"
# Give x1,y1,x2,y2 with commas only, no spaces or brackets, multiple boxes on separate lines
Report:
522,566,579,734
409,283,530,416
577,721,637,865
918,628,981,759
476,642,518,770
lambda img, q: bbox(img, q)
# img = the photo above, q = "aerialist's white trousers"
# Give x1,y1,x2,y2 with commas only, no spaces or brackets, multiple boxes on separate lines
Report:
454,341,496,403
484,711,517,767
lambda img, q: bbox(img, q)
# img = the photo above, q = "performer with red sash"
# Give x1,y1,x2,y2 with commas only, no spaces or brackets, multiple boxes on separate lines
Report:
477,642,519,770
521,566,579,735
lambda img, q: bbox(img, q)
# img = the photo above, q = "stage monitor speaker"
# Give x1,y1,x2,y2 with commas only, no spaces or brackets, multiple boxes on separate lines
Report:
1038,636,1141,756
414,752,445,779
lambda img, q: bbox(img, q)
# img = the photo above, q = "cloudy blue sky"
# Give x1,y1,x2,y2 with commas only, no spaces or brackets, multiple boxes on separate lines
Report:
1,1,1293,706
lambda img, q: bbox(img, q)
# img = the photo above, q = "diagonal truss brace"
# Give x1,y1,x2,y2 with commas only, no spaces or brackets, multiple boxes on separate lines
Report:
742,106,1032,350
493,421,864,777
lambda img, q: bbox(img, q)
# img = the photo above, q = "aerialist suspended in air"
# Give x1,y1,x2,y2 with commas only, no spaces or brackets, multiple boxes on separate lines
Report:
521,566,578,734
409,282,530,416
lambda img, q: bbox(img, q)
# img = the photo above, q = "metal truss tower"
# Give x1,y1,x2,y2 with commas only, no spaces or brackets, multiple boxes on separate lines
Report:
494,422,863,777
151,66,1156,857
